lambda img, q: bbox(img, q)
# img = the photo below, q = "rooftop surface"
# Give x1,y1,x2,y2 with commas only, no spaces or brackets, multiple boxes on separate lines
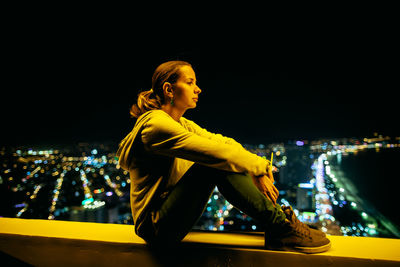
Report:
1,217,399,266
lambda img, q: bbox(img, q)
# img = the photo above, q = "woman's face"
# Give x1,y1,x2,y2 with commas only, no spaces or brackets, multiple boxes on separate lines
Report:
172,65,202,110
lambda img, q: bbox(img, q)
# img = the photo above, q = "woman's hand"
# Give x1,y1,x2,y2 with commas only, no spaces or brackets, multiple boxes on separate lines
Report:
252,170,279,205
267,163,274,183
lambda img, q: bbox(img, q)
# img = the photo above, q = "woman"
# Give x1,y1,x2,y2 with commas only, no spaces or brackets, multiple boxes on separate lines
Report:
117,60,330,253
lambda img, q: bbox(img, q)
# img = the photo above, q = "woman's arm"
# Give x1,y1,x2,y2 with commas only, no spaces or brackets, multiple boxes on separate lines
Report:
141,112,269,176
182,117,243,148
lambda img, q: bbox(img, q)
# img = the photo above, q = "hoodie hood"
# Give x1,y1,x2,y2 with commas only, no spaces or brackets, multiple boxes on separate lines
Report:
116,111,154,171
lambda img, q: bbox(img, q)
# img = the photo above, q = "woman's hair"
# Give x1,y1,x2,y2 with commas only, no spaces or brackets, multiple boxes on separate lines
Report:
130,60,192,118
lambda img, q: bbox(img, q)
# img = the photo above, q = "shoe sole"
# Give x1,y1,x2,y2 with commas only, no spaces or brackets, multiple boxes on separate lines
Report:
266,241,331,254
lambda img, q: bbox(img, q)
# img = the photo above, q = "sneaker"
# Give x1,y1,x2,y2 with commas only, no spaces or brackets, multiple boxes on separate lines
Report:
265,205,331,254
281,205,326,237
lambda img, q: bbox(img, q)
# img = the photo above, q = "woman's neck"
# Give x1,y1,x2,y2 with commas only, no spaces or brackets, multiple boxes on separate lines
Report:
161,104,185,122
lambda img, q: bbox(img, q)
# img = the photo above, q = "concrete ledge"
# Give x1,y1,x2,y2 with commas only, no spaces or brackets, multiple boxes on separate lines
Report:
1,217,400,266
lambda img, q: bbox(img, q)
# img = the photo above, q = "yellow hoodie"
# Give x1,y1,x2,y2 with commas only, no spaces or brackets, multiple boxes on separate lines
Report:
117,109,269,234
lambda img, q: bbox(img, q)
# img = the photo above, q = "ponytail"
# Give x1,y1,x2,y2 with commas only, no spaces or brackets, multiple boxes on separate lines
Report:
130,60,192,118
130,89,162,118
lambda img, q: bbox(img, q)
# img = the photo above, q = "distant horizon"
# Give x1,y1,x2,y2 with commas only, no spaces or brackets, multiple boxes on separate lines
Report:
3,133,398,150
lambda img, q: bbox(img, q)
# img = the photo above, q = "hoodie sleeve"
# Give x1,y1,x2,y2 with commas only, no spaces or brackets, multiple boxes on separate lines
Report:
141,112,269,176
181,117,244,149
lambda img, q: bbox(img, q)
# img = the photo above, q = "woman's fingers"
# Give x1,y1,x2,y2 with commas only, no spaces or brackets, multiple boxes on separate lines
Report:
265,190,276,205
271,189,278,204
270,184,279,204
265,184,277,204
263,175,278,203
252,174,279,205
265,193,273,204
268,168,274,183
273,184,279,197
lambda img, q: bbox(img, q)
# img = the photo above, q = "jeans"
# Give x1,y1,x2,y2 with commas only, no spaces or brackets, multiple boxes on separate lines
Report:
138,164,286,246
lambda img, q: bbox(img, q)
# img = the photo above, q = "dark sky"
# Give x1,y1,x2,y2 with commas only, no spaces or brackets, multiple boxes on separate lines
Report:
2,18,399,147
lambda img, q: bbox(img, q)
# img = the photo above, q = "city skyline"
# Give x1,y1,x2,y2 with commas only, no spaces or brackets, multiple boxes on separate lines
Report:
2,137,399,238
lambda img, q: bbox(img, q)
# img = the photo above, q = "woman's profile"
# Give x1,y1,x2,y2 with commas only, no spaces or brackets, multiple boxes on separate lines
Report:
117,60,330,253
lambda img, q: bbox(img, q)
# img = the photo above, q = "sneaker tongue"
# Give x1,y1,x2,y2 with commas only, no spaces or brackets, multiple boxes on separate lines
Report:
283,206,296,222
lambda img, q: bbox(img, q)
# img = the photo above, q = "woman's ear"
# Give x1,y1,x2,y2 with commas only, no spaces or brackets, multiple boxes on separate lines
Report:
162,82,174,98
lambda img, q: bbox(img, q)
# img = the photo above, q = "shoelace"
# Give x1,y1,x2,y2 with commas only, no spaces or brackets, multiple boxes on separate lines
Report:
282,205,311,238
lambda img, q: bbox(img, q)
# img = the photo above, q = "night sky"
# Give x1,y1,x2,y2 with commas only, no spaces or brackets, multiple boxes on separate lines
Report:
2,18,399,147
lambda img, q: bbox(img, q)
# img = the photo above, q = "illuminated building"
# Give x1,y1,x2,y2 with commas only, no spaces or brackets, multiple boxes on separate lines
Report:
297,182,314,211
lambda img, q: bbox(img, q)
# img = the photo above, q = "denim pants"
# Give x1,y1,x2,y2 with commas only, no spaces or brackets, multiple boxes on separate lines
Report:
138,164,286,246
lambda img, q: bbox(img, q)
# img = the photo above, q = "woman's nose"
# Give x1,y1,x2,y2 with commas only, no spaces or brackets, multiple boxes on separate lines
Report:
195,86,202,94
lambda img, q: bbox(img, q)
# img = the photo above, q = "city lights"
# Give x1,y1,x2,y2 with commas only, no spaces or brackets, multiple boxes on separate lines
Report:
1,144,131,224
1,135,399,237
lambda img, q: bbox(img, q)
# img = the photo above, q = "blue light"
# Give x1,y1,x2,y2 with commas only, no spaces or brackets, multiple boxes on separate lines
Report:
298,183,314,189
281,198,290,206
81,198,94,205
296,141,304,146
